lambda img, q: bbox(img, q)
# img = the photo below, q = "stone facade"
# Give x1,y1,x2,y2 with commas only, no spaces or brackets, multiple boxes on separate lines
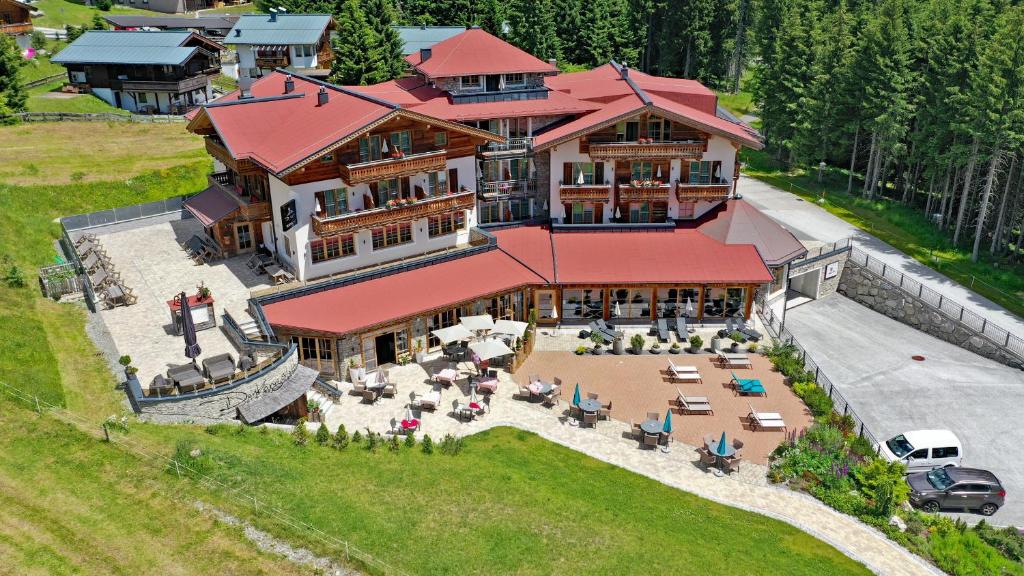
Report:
533,150,551,218
838,264,1023,368
789,250,849,300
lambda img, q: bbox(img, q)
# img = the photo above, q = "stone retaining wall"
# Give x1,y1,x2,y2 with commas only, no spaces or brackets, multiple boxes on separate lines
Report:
838,265,1022,367
789,250,849,300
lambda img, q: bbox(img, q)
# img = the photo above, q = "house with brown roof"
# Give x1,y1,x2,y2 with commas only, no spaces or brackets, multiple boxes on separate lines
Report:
0,0,32,49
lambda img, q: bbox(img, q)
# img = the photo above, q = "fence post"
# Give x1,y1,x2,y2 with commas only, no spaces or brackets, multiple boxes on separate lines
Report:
881,263,887,277
345,542,350,560
102,423,110,442
981,319,987,333
959,308,964,321
938,295,943,309
1007,333,1012,347
814,366,819,383
918,284,923,298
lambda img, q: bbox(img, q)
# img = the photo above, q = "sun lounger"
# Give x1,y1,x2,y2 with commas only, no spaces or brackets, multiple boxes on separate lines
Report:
667,359,701,383
717,351,752,368
748,403,786,431
656,318,670,342
167,363,204,392
675,316,689,340
675,387,713,414
730,371,765,396
80,251,107,273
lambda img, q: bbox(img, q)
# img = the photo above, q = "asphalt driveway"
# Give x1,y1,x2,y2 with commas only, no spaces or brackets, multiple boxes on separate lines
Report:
783,295,1024,526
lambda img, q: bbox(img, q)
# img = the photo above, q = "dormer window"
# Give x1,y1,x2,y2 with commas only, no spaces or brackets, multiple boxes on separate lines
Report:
460,75,481,90
504,73,524,87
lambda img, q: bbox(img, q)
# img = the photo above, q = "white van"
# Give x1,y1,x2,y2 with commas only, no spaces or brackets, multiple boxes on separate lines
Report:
878,430,963,472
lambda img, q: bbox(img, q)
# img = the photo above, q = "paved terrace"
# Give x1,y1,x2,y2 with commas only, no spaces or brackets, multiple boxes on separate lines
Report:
91,219,272,387
319,355,939,576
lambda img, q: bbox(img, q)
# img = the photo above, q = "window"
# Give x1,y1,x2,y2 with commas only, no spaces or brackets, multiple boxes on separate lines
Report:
359,134,383,162
389,130,411,155
504,73,524,87
932,447,959,459
725,287,746,317
320,153,334,164
631,162,654,181
478,201,500,224
316,188,347,217
137,93,148,104
628,202,650,223
646,116,670,140
373,178,401,206
570,162,595,185
689,161,712,184
610,288,652,319
615,120,640,141
434,131,447,147
310,235,355,262
571,202,595,224
428,211,466,237
460,75,481,90
296,336,334,374
562,289,604,320
678,201,695,218
371,223,412,250
427,170,447,196
536,290,557,320
294,44,314,58
909,448,929,459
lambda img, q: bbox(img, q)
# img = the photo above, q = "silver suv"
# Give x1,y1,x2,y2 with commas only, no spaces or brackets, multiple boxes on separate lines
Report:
907,467,1005,516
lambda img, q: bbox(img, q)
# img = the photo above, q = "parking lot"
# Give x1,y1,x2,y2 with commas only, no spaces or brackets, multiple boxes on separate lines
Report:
784,295,1024,526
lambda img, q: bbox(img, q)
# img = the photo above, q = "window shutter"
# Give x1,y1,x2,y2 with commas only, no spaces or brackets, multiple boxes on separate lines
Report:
595,162,605,185
562,162,572,184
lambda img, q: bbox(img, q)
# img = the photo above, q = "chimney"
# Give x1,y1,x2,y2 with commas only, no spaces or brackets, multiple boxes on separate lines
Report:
268,9,277,22
284,74,294,94
548,58,557,68
238,70,253,98
620,63,629,79
420,48,431,62
234,28,241,37
317,86,328,106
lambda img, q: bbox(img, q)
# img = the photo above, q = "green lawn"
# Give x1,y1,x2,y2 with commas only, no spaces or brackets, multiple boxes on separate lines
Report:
742,149,1024,319
716,69,756,118
33,0,162,29
199,2,258,14
24,80,127,114
0,398,307,575
19,46,67,85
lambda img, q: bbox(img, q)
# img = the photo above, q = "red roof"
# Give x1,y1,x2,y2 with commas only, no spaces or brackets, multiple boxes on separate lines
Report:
550,229,773,285
491,226,556,281
532,93,646,148
411,89,599,121
405,28,558,78
261,250,544,335
193,72,396,174
695,200,807,266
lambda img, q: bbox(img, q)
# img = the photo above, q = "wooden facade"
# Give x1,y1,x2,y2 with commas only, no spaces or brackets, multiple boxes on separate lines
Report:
675,182,732,202
311,190,475,237
0,0,31,35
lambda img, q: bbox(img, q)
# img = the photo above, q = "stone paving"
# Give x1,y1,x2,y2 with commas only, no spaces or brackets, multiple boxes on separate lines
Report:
320,356,940,576
91,219,272,388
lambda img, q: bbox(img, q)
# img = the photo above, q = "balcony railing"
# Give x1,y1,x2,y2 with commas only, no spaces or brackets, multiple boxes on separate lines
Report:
207,171,270,220
121,74,211,93
205,137,259,174
478,137,533,157
617,181,672,202
340,149,447,185
675,182,732,202
0,22,32,35
558,182,612,202
478,179,535,198
312,190,475,237
587,139,705,160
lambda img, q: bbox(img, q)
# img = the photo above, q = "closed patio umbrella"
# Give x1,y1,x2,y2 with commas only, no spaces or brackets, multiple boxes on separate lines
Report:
663,409,673,434
614,205,621,220
431,324,473,344
380,138,389,154
468,338,514,361
577,169,585,185
572,383,581,407
492,319,528,338
716,431,729,457
613,300,621,317
685,297,694,317
460,314,495,333
178,291,201,363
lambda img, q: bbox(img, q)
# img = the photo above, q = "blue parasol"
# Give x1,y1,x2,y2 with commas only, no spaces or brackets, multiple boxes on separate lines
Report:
663,409,673,434
716,431,729,457
572,383,581,407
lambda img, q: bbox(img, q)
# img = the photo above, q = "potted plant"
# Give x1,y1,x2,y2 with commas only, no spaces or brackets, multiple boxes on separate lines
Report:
710,334,721,351
307,398,322,423
196,283,211,300
728,330,745,351
689,334,703,353
630,333,645,354
575,345,588,355
118,355,138,378
650,342,662,354
592,341,603,355
747,342,759,354
669,342,681,354
348,358,364,383
413,339,426,363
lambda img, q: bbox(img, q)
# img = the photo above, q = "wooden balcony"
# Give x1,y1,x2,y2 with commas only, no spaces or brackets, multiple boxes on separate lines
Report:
587,140,705,160
558,183,612,202
675,182,732,202
617,182,672,202
207,172,270,220
0,22,32,35
339,149,447,186
121,74,211,93
205,137,259,175
478,137,533,159
312,190,475,237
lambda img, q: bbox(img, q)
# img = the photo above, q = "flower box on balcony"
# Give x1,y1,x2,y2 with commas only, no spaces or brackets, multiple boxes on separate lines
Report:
312,190,475,237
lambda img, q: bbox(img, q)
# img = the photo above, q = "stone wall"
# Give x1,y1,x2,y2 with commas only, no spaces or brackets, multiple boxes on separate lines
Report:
789,250,849,300
838,264,1023,367
533,150,551,217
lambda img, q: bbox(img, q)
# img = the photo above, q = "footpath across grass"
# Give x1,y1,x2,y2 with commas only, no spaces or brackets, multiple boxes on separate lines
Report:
742,149,1024,320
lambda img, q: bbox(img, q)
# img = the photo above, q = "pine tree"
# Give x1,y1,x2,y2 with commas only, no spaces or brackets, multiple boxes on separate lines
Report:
578,0,614,66
329,0,375,85
0,33,26,119
754,0,812,155
364,0,405,83
507,0,561,62
554,0,585,64
474,0,505,37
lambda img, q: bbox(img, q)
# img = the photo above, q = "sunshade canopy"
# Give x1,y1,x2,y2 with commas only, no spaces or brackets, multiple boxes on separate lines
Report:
430,324,473,344
468,338,513,361
492,319,528,338
460,314,496,332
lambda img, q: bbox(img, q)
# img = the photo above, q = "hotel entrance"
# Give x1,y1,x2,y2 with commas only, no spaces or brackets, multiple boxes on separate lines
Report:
362,326,409,371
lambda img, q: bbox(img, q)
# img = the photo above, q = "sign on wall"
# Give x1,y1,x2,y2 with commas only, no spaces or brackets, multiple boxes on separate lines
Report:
824,261,839,280
280,199,297,232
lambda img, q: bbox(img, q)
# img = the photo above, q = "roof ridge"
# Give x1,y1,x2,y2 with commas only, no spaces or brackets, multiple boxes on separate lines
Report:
281,70,400,109
204,93,305,108
609,60,652,105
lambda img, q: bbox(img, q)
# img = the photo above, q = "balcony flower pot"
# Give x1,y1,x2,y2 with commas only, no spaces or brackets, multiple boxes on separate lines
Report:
612,337,624,355
650,344,662,355
592,343,603,355
669,343,681,354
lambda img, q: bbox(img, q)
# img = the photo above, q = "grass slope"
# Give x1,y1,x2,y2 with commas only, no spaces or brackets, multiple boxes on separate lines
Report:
24,81,128,114
33,0,161,29
742,150,1024,319
138,423,871,576
0,399,306,575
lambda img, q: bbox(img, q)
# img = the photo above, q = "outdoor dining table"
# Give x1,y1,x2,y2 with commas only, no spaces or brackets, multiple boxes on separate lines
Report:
365,372,387,389
578,398,603,413
707,439,738,476
434,368,458,385
640,419,663,435
529,381,553,395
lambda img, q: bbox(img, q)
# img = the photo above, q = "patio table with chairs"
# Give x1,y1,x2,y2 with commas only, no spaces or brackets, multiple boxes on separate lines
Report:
578,398,602,413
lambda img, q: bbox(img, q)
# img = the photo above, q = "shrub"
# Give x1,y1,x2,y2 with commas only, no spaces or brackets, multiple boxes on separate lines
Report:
118,355,132,367
974,520,1024,563
332,424,349,449
575,345,587,355
30,31,47,51
315,423,330,445
292,418,310,446
388,434,401,452
825,412,856,436
747,343,758,352
403,433,416,448
2,256,25,288
439,433,463,455
852,458,909,517
630,333,645,353
421,434,434,454
848,434,876,458
351,430,363,444
689,334,703,349
365,431,381,452
728,330,745,342
589,331,605,345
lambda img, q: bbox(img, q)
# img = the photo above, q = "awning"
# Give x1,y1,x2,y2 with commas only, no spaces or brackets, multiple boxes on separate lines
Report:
492,319,528,338
469,338,514,361
184,184,240,227
237,364,318,424
460,314,495,332
431,324,473,344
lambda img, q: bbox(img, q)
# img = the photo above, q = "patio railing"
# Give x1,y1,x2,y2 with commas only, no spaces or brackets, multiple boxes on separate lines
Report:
756,296,881,448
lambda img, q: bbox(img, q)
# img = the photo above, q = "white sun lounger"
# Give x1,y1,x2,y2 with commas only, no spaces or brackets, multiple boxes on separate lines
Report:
676,387,713,414
717,351,752,368
667,359,702,382
748,403,786,431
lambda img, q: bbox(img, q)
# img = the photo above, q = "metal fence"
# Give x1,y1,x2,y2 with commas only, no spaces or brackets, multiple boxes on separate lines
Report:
756,297,880,447
0,380,413,576
61,195,191,232
847,247,1024,361
790,238,852,266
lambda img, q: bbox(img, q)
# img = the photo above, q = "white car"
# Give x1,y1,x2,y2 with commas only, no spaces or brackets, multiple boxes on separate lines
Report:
878,430,963,473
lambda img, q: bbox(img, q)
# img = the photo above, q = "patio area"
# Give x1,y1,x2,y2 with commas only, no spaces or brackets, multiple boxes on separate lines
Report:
87,218,273,389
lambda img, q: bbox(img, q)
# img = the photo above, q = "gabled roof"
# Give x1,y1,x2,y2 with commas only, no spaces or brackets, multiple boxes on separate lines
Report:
394,25,466,56
236,363,318,424
694,200,807,266
405,28,557,78
102,15,238,31
52,31,222,66
189,71,503,176
225,14,333,46
3,0,33,12
183,184,239,227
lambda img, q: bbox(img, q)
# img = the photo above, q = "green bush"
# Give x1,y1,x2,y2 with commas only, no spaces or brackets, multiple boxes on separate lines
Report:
589,331,605,345
292,418,310,446
689,334,703,349
403,433,416,448
421,434,433,454
365,431,381,452
801,386,834,417
388,434,400,452
315,422,330,445
728,330,745,342
848,434,876,458
852,458,909,517
575,345,588,355
439,433,464,455
351,430,363,444
332,424,349,449
630,333,645,353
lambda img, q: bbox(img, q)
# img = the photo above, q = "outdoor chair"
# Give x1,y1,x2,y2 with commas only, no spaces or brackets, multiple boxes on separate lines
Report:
119,284,137,305
667,359,701,383
362,388,379,404
80,251,108,273
733,438,745,458
542,389,560,407
528,374,540,384
724,456,742,474
698,447,718,469
569,405,582,420
586,392,599,400
553,377,563,387
730,371,766,396
646,411,660,421
351,381,367,394
643,433,660,449
515,385,533,401
167,363,203,392
74,233,97,247
675,387,713,414
583,412,598,428
88,268,115,289
382,382,398,398
703,434,716,450
748,403,786,431
629,421,642,439
717,351,752,369
657,318,670,342
599,401,612,420
202,353,236,384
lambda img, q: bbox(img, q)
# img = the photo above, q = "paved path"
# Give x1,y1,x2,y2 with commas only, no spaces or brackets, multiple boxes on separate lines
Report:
737,177,1024,337
323,357,940,576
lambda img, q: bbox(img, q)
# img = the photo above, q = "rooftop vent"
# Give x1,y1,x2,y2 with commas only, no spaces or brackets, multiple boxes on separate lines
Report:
620,64,629,79
268,8,277,22
548,58,557,68
284,74,294,94
234,28,241,37
317,86,328,106
420,48,431,62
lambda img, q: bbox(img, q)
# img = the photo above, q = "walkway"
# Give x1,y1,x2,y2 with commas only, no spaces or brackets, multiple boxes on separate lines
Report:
737,177,1024,336
321,357,940,576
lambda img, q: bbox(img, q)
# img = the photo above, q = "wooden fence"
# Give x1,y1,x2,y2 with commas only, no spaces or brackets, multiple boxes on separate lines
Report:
23,73,68,90
38,263,82,300
1,112,186,123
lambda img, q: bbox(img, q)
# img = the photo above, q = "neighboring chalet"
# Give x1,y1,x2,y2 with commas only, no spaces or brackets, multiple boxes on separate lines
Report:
394,25,465,56
102,15,239,41
0,0,32,50
53,31,223,113
110,0,241,15
186,28,804,375
226,13,334,83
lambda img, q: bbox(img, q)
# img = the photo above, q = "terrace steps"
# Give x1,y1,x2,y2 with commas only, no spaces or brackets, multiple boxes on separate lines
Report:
306,389,337,420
